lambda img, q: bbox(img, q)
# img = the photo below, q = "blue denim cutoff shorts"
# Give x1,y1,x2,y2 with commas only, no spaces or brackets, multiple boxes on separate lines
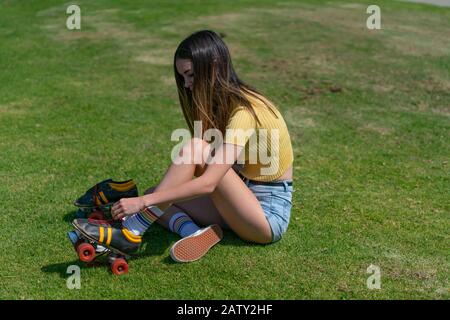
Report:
242,178,294,243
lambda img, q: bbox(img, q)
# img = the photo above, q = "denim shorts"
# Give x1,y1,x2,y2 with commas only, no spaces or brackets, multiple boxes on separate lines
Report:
242,178,294,243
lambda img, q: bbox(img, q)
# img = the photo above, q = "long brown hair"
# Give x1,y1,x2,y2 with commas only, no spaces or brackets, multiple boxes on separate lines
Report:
174,30,277,135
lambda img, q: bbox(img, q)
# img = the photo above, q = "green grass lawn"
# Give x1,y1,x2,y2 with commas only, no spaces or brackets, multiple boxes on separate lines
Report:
0,0,448,299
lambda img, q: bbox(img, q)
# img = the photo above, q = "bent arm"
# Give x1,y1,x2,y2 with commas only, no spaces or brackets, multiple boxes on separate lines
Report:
142,143,243,208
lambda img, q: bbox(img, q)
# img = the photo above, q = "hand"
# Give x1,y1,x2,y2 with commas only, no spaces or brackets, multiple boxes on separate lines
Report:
111,197,145,220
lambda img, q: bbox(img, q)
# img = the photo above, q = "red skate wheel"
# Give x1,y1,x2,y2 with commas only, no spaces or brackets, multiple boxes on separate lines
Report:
89,211,105,220
77,243,96,263
111,258,129,276
74,239,84,252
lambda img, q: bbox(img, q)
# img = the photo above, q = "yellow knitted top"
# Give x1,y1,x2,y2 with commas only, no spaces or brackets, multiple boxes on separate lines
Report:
224,92,294,182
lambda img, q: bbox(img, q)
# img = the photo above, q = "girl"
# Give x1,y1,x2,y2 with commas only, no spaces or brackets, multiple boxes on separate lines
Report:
73,30,294,263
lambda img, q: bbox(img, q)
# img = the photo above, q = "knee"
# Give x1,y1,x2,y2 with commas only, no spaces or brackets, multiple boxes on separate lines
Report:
178,138,211,176
194,164,207,177
178,138,210,161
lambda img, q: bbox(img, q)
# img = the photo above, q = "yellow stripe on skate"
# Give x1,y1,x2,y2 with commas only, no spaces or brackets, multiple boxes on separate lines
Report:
99,191,108,204
106,227,112,246
94,195,102,206
99,226,105,243
109,181,135,192
122,228,142,244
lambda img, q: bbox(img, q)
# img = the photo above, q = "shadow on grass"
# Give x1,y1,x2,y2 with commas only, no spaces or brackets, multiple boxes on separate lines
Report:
41,259,108,278
43,210,252,277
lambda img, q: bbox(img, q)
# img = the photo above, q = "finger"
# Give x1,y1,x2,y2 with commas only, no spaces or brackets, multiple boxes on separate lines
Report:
113,207,124,218
112,202,120,212
116,213,125,220
111,205,119,215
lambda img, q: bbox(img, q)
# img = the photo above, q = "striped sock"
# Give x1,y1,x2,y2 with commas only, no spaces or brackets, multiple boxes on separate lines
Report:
169,212,201,238
123,206,164,236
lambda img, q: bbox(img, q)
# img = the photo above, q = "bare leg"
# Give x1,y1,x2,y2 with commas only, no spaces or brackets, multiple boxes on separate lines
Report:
146,137,272,244
210,169,272,244
144,138,227,230
144,187,228,230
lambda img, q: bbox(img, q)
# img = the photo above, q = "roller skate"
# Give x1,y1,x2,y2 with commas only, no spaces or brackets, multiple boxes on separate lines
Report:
74,178,138,221
70,218,142,275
